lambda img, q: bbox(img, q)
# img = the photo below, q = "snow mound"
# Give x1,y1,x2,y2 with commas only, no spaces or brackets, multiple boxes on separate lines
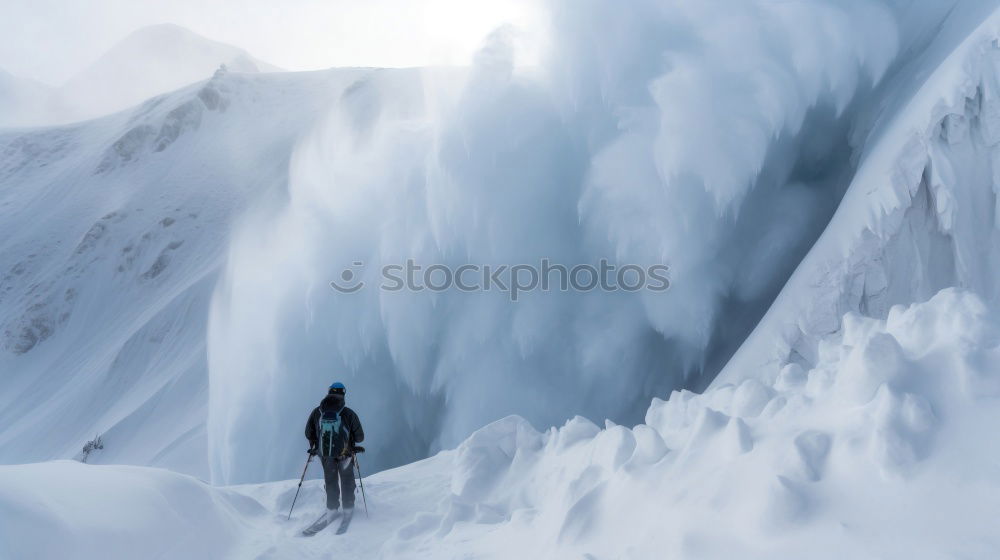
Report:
388,288,1000,559
0,452,456,560
0,461,264,559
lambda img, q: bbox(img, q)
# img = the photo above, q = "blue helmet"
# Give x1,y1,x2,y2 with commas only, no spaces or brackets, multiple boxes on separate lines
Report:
329,382,346,394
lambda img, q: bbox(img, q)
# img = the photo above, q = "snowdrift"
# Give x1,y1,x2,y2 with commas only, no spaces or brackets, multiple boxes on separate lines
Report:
0,461,264,559
0,453,456,559
388,289,1000,559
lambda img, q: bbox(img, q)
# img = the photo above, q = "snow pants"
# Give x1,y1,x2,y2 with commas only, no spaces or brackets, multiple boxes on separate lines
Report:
320,455,355,510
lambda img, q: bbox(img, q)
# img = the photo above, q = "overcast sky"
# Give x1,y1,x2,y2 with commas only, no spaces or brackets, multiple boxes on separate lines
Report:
1,0,539,85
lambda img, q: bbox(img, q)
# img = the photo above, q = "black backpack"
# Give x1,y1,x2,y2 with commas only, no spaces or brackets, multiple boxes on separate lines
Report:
317,408,349,458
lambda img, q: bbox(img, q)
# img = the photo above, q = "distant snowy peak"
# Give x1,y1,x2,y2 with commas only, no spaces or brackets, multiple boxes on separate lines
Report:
54,23,282,123
0,68,52,127
81,23,282,74
0,67,50,96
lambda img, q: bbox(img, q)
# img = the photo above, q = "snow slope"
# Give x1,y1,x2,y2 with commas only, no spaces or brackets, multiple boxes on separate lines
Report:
3,289,998,558
0,67,379,477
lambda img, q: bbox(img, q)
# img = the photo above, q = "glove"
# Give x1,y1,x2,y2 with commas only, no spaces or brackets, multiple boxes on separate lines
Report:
352,446,366,454
308,446,318,456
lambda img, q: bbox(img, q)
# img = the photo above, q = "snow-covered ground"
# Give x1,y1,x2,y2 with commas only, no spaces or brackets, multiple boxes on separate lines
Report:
0,452,454,560
3,289,998,559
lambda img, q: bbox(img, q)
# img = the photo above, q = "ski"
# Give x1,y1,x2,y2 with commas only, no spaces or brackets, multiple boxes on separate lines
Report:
335,510,354,534
301,510,340,537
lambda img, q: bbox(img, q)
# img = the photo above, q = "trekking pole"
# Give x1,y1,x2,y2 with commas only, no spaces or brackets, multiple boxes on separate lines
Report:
353,449,369,518
287,452,314,520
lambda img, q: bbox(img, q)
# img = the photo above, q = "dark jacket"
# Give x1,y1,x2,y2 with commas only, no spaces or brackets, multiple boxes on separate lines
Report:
305,395,364,452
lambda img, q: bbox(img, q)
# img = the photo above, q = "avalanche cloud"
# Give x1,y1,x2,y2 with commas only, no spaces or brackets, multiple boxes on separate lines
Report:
207,0,994,483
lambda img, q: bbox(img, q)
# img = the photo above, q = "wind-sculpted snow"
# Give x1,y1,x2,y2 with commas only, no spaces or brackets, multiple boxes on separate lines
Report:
209,0,984,483
385,289,1000,558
